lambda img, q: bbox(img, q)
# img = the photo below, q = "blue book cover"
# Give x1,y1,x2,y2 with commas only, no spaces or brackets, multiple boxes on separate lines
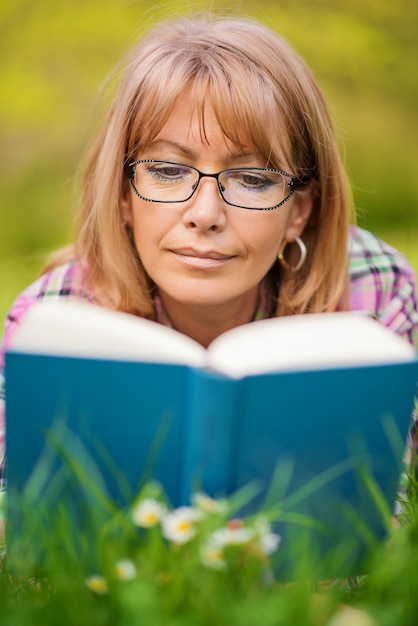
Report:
4,300,418,577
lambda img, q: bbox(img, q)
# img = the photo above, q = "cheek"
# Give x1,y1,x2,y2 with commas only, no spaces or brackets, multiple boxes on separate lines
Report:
241,216,287,262
130,204,170,255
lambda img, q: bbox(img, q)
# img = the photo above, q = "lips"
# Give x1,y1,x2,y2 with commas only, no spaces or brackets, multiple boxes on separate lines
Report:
171,247,233,260
169,247,235,268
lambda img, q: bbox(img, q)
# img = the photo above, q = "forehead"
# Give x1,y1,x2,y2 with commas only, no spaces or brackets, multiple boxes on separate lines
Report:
135,83,291,170
150,88,252,158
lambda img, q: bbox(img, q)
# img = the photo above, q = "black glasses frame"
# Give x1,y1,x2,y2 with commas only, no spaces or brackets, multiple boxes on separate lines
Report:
127,159,309,211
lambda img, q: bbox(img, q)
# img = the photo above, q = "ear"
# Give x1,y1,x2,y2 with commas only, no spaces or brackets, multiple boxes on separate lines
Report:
121,188,133,227
284,187,313,242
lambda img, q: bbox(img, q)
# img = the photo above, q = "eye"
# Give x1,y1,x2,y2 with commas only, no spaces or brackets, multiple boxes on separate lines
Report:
148,163,192,183
241,173,273,188
227,170,276,191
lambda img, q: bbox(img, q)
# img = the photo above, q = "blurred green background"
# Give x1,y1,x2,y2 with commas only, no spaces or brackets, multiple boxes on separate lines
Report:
1,0,417,328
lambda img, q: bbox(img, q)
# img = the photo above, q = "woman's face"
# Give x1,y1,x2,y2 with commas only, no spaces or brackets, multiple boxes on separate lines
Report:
122,88,312,317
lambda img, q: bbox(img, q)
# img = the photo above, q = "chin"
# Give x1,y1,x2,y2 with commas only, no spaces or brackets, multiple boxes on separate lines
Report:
166,287,242,309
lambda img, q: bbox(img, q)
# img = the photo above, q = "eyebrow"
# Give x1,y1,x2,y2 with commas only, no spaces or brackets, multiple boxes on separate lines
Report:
146,139,256,162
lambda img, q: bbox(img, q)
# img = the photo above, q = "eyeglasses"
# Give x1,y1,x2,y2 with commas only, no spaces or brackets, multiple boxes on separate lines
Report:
128,160,309,211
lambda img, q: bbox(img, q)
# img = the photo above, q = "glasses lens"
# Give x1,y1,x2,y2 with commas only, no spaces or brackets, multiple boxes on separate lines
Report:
133,161,198,202
131,161,293,209
219,169,290,209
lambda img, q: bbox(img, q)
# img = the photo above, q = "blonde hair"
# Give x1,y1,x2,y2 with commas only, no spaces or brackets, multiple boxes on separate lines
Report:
47,15,354,318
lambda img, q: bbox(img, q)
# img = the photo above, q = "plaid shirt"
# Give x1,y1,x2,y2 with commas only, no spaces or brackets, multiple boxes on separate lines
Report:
1,226,417,488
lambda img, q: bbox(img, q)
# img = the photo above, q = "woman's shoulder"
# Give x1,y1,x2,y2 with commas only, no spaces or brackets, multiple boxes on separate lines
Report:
2,261,93,351
9,261,92,309
348,225,418,347
348,225,415,279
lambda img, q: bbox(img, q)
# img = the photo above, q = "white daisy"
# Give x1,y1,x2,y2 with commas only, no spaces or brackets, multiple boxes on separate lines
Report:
210,526,255,547
161,506,202,544
327,606,378,626
131,498,166,528
193,492,228,515
200,544,226,570
114,559,137,581
253,518,281,555
258,531,281,555
85,575,109,594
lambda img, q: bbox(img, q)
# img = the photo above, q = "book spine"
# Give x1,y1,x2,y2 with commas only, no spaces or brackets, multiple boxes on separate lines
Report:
179,368,242,504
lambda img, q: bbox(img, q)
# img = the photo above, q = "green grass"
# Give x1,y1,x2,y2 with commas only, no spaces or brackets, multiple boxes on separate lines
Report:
1,460,418,626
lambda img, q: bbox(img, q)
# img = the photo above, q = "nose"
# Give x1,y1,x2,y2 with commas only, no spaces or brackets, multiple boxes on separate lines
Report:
182,176,227,232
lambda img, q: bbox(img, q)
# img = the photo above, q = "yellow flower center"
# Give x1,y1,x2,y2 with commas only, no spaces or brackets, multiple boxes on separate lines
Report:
177,520,193,532
144,512,158,524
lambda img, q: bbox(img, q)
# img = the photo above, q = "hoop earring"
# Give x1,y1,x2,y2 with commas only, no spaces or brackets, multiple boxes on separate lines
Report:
278,236,307,272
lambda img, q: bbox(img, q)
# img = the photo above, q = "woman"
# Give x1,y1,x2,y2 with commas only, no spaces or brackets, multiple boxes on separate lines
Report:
0,15,417,482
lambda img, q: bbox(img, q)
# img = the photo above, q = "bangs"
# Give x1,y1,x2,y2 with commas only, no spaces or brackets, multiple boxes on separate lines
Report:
124,43,294,172
192,69,294,171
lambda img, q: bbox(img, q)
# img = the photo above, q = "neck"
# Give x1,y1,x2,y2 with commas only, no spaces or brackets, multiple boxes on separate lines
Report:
158,292,260,348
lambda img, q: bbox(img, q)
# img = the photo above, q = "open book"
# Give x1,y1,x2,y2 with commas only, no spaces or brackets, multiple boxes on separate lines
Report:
6,300,417,376
5,300,418,577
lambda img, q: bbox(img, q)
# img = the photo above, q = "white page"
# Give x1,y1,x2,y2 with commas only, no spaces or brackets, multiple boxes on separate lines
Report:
10,302,416,379
206,312,417,378
10,300,207,368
